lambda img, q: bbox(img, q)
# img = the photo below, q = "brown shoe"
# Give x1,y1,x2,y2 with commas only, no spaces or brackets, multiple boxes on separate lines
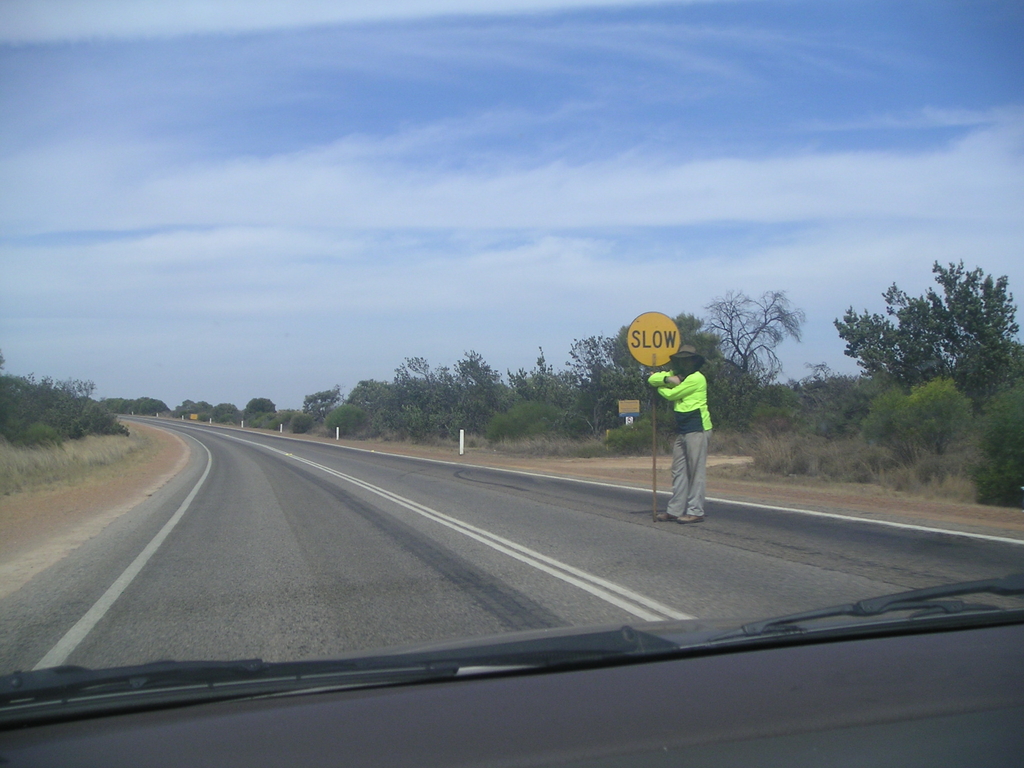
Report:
654,513,675,522
676,515,705,524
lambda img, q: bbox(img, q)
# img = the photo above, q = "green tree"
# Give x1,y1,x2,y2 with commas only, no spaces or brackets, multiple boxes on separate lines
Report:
789,365,885,438
0,372,126,443
973,384,1024,507
390,357,458,439
134,397,169,415
486,401,562,441
346,380,395,435
380,353,509,440
508,348,577,407
105,397,169,415
212,402,240,423
835,262,1023,403
453,351,509,435
173,400,213,418
244,398,276,418
303,386,342,423
567,335,645,437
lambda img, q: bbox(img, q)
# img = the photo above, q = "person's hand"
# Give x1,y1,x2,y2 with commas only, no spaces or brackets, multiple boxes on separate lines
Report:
665,375,681,386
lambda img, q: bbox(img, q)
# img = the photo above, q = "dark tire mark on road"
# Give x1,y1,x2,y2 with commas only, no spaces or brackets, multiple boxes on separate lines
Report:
276,460,565,633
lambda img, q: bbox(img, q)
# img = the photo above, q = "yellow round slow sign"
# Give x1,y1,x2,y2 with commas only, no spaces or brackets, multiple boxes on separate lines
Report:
627,312,681,367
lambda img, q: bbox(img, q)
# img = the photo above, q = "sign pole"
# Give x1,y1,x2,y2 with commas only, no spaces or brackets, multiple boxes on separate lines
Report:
651,353,658,521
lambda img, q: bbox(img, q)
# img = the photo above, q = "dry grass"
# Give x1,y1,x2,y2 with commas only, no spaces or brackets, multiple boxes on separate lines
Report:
738,432,980,504
487,435,611,458
0,429,150,496
707,429,757,457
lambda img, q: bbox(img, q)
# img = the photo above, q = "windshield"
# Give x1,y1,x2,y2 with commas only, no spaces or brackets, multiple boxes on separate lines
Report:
1,0,1023,693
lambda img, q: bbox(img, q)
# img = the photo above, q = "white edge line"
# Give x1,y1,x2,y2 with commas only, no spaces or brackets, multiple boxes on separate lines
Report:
704,497,1024,547
155,421,1024,549
34,439,213,670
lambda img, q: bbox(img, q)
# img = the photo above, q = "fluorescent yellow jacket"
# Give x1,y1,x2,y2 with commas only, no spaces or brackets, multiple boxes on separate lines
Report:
648,370,712,433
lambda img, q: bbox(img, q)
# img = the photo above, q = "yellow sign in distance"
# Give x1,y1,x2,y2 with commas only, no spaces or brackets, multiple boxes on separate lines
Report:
627,312,680,367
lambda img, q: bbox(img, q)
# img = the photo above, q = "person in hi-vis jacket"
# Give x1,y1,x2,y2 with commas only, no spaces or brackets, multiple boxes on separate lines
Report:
647,345,712,524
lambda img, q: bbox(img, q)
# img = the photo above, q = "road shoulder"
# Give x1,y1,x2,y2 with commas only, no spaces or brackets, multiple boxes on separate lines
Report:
0,422,190,600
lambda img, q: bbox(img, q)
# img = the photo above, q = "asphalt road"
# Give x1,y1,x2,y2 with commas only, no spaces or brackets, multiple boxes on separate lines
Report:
2,420,1022,674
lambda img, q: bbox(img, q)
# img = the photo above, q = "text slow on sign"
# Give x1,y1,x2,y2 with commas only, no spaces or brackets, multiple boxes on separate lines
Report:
627,312,681,366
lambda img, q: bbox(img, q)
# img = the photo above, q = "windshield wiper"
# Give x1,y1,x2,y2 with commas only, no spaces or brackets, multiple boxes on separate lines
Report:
1,625,676,724
714,572,1024,642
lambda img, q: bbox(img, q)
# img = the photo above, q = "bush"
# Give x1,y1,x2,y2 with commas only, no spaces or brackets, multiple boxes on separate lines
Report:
246,412,279,429
18,422,63,447
0,373,127,443
102,396,169,415
973,384,1024,506
290,413,314,433
264,410,302,431
862,379,972,462
212,403,240,424
244,398,276,419
604,415,672,455
750,405,798,436
326,404,368,436
486,401,561,442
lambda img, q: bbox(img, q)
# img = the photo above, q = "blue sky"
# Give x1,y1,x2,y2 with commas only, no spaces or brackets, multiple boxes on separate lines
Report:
1,0,1022,410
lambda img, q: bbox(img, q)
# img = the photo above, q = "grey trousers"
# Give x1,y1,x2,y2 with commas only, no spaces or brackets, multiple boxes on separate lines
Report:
667,430,710,518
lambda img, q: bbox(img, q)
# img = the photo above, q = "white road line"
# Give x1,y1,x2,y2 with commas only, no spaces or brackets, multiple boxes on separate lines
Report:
217,433,691,622
34,440,213,670
703,497,1024,547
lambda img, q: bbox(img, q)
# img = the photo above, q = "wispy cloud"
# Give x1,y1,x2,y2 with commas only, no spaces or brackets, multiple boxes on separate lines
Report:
0,0,731,43
4,114,1022,235
800,107,1014,133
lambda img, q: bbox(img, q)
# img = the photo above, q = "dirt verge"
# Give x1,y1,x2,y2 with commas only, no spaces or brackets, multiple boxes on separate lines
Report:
0,422,190,600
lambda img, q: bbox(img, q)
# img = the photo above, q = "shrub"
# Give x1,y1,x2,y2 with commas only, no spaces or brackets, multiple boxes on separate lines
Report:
604,415,672,455
750,405,798,436
246,412,278,429
326,404,368,436
212,403,240,423
18,422,63,447
0,373,126,442
290,412,314,433
264,411,302,431
973,384,1024,506
863,379,971,462
486,401,561,442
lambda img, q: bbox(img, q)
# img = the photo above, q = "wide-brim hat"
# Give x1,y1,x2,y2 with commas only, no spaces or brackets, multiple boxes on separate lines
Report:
670,345,705,367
